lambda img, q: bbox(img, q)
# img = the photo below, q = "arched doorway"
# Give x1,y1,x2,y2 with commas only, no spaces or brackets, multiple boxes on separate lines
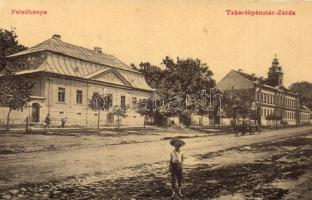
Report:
31,103,40,122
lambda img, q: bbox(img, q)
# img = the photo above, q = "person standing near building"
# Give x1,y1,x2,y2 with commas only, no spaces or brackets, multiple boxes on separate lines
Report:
169,139,185,198
61,117,67,128
24,116,29,133
45,113,51,128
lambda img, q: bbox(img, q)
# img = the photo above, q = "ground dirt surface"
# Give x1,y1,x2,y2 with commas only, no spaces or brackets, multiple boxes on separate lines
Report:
0,126,312,199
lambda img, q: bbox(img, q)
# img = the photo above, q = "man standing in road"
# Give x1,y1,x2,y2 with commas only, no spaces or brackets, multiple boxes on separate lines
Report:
169,139,185,198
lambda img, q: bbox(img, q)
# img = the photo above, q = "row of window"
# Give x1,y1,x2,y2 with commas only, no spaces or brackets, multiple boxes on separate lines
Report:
58,88,85,104
284,111,295,120
257,92,297,108
57,87,126,108
257,93,274,104
300,114,310,121
261,108,297,120
261,108,274,117
285,98,296,108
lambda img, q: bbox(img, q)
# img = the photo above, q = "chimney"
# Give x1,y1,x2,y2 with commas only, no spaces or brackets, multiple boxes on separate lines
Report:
94,47,102,53
238,69,243,73
52,34,61,40
251,73,255,80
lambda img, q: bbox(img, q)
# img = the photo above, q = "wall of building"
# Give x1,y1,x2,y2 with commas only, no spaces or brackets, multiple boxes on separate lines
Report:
254,85,302,125
191,115,210,126
217,68,311,127
0,107,28,126
0,75,152,127
47,76,152,127
299,112,311,125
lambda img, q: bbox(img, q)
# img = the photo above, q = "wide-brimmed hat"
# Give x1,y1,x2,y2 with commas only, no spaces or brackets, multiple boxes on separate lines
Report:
170,139,185,147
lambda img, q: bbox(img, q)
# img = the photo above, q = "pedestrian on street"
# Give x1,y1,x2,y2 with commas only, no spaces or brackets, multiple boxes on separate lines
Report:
45,113,51,128
24,116,29,133
61,117,67,128
169,139,185,198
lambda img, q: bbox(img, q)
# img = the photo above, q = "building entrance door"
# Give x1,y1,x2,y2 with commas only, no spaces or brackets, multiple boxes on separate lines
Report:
31,103,40,122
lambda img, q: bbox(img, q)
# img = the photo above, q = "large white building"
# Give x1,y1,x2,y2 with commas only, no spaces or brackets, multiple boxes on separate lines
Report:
0,34,154,127
218,56,311,126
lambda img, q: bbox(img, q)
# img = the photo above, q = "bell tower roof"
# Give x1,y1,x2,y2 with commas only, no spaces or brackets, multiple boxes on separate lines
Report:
267,54,284,87
272,54,279,66
269,54,283,74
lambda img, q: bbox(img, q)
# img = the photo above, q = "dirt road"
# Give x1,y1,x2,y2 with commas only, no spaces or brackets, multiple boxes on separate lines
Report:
0,126,311,190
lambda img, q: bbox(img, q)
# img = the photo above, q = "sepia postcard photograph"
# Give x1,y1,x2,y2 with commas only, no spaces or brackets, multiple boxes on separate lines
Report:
0,0,312,199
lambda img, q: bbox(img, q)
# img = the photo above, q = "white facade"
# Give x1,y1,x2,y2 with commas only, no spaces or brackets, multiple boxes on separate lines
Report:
0,35,154,127
217,68,311,126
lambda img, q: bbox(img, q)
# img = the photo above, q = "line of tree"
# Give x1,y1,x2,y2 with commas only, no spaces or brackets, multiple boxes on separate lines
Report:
135,59,263,127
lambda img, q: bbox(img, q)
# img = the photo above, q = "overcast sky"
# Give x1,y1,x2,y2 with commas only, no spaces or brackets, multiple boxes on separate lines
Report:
1,0,312,86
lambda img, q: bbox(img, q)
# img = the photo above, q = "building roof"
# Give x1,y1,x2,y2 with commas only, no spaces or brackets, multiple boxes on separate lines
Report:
302,105,312,113
6,35,154,91
233,70,298,95
8,35,138,73
234,70,265,83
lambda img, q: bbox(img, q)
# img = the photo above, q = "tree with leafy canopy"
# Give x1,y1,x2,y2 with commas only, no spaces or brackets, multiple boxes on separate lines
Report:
222,89,255,125
0,71,34,130
136,95,174,127
137,62,163,89
111,105,127,129
89,93,104,130
0,28,30,130
137,57,216,127
266,113,282,126
0,28,27,72
289,81,312,109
